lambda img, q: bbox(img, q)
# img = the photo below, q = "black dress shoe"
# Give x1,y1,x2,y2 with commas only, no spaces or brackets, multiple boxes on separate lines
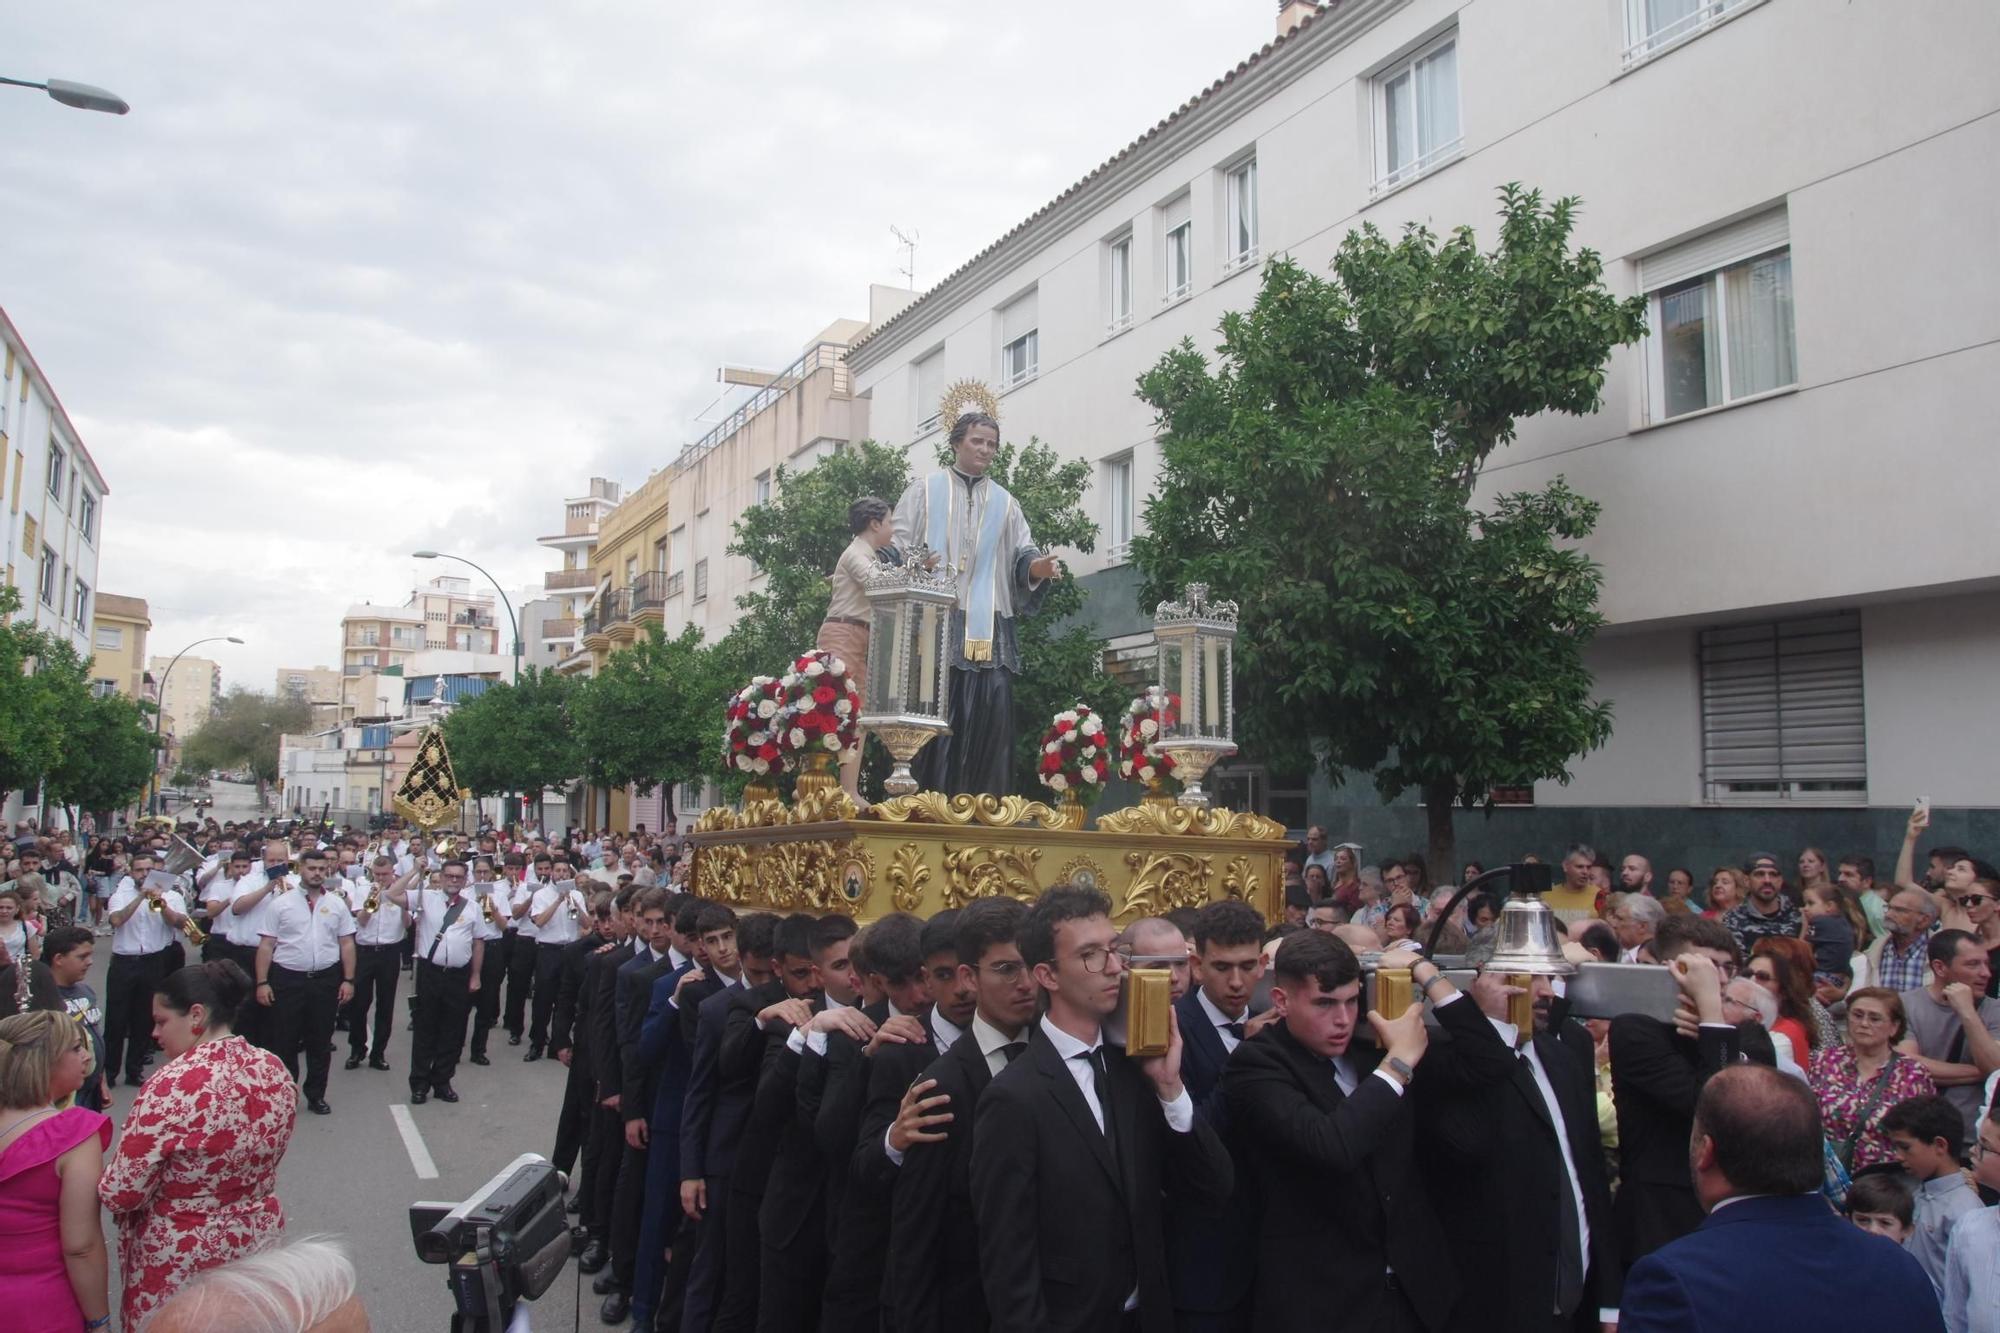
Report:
576,1240,608,1274
598,1290,630,1323
308,1099,332,1115
368,1057,392,1072
432,1084,460,1103
343,1055,363,1071
590,1269,619,1296
508,1033,522,1046
469,1052,491,1066
524,1046,543,1063
409,1088,429,1105
566,1194,582,1215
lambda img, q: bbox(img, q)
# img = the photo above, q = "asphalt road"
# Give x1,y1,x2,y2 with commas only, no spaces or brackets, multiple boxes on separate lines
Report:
90,948,584,1333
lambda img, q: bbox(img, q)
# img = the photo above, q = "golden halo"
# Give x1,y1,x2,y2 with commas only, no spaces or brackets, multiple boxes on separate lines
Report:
938,379,1000,437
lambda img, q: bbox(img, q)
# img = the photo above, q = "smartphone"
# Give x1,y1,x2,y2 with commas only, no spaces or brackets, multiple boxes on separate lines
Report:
1917,795,1932,818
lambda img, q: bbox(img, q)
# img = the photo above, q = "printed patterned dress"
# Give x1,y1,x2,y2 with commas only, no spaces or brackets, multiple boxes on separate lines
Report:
98,1035,298,1329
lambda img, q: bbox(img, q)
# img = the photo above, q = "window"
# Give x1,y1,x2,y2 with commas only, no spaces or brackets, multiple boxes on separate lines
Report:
692,558,709,603
46,447,64,499
95,624,122,651
754,471,772,507
999,292,1038,390
37,545,57,606
1104,454,1134,562
913,350,945,437
1374,33,1461,193
91,679,116,699
1106,235,1134,333
77,491,95,542
624,555,638,587
1700,612,1865,802
1640,209,1795,421
72,580,89,628
1624,0,1751,67
1223,159,1258,270
653,537,668,573
1165,223,1192,303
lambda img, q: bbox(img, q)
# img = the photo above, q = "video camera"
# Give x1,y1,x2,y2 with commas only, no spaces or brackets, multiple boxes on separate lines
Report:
410,1153,570,1332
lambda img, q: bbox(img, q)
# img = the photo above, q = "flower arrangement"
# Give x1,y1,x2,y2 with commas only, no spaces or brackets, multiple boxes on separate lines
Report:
1117,686,1181,788
774,649,863,761
1037,703,1112,800
723,675,786,776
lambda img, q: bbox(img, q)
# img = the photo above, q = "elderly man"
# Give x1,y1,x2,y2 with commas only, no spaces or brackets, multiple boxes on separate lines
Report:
1302,826,1335,876
148,1236,369,1333
1607,893,1666,963
1871,888,1940,995
1620,1065,1941,1333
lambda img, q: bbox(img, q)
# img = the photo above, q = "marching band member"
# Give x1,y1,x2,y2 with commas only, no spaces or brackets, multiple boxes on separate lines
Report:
468,857,510,1066
385,858,484,1105
525,862,588,1061
341,855,407,1073
104,851,189,1088
255,848,357,1116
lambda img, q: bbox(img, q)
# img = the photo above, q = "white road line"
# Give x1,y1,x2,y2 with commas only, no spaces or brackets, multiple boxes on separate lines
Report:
391,1103,439,1180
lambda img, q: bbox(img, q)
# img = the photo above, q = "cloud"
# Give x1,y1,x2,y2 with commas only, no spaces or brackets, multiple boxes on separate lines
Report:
1,1,1265,689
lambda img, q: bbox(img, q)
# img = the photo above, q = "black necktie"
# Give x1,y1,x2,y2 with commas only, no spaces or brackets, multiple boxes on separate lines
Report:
1000,1041,1026,1065
1224,1021,1246,1043
1086,1048,1118,1151
1524,1050,1587,1315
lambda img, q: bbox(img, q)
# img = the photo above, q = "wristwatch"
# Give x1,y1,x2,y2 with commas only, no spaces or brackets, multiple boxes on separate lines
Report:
1384,1056,1416,1086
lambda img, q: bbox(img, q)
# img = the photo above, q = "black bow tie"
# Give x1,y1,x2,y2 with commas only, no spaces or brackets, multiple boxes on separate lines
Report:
1224,1021,1246,1042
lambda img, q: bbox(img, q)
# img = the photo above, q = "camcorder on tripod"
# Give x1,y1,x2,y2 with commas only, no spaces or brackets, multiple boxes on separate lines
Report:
410,1153,570,1332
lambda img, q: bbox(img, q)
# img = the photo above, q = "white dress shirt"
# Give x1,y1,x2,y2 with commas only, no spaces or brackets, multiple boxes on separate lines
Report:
530,884,587,945
224,869,293,949
262,887,356,972
471,884,507,942
1039,1013,1194,1134
793,992,849,1056
1196,987,1245,1054
109,880,185,956
504,881,542,941
343,880,408,947
410,888,481,969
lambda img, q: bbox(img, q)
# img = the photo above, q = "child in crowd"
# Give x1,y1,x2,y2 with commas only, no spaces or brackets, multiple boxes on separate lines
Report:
1845,1170,1916,1243
1882,1094,1984,1297
1804,883,1858,993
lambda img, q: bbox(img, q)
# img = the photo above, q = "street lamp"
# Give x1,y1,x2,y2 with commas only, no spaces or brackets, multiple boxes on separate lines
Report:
152,635,245,816
412,550,520,685
0,76,130,115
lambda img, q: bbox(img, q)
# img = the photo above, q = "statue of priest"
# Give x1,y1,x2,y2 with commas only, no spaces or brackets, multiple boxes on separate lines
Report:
891,410,1063,797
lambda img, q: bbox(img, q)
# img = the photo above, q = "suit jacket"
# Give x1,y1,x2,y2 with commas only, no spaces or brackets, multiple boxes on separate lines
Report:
638,957,699,1184
1223,994,1508,1332
677,978,743,1183
548,931,600,1065
1166,989,1257,1317
584,938,640,1102
1621,1194,1943,1333
1608,1016,1745,1266
617,948,680,1116
754,996,840,1253
971,1024,1233,1333
721,979,791,1195
890,1026,1002,1333
1422,1017,1622,1332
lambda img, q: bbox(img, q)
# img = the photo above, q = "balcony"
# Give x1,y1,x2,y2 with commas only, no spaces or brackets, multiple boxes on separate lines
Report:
545,568,594,591
581,590,628,650
454,610,495,628
668,341,849,476
628,570,668,626
541,616,578,640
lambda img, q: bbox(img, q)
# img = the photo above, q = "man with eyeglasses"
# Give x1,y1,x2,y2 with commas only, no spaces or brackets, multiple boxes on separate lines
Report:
969,884,1232,1331
1305,902,1341,934
384,858,483,1104
1871,889,1941,996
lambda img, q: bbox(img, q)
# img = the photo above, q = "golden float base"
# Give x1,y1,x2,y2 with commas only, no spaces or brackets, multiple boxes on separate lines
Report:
688,790,1290,923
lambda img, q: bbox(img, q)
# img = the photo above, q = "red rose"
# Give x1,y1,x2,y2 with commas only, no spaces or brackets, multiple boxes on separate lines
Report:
813,685,836,705
759,742,780,759
1057,720,1073,733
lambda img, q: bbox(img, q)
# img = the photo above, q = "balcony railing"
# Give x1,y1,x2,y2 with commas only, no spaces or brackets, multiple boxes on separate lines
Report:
664,570,685,600
670,341,850,476
584,590,629,637
541,616,578,639
629,570,669,615
545,568,594,591
454,610,494,627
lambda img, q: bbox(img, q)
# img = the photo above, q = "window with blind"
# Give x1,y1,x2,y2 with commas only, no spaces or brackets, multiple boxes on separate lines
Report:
1699,612,1866,801
1641,207,1795,421
913,349,945,437
999,291,1038,390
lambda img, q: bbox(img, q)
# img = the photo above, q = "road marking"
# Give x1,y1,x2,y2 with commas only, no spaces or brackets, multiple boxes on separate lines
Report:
391,1103,439,1180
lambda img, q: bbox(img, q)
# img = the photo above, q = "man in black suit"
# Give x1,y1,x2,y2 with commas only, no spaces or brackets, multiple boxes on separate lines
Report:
1225,930,1513,1332
576,889,641,1277
677,912,776,1333
548,889,608,1181
890,897,1037,1333
970,884,1233,1333
1608,913,1748,1269
826,909,968,1333
1169,900,1275,1333
1423,971,1622,1332
600,887,684,1322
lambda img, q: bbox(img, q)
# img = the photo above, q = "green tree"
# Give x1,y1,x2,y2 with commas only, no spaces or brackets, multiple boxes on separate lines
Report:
0,586,93,803
1135,186,1647,871
440,668,583,821
571,625,722,819
45,690,159,823
183,688,312,806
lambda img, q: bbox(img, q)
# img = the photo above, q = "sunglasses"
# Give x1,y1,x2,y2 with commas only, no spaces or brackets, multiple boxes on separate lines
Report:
1960,895,1996,907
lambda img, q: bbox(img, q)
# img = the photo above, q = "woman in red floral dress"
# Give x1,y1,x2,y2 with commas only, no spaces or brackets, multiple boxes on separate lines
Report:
98,960,297,1329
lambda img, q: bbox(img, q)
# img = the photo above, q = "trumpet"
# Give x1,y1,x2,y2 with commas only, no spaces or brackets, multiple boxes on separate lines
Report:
179,915,208,949
363,887,382,915
480,894,498,925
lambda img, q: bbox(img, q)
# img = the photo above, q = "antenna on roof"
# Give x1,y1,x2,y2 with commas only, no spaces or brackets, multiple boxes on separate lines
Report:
890,224,920,289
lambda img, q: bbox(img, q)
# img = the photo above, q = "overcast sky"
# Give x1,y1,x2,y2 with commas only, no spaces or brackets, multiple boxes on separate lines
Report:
2,2,1269,691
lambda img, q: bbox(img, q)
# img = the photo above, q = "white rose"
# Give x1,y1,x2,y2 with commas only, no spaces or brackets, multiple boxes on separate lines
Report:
1048,774,1068,792
823,734,841,751
1044,741,1060,754
1057,710,1078,724
805,661,825,677
833,699,851,716
1139,718,1158,738
789,727,807,748
753,758,770,774
828,656,846,675
1139,764,1156,781
758,699,778,718
1081,744,1097,758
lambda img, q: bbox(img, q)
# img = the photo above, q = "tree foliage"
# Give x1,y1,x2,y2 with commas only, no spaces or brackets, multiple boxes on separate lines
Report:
1134,185,1647,870
183,688,312,796
571,624,722,810
1,584,144,813
440,668,583,800
45,690,159,816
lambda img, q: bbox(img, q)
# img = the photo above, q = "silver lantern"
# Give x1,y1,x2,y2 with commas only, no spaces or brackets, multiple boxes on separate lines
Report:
859,546,956,796
1153,583,1238,809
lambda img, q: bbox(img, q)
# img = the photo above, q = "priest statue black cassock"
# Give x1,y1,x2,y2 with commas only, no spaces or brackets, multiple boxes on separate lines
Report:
890,411,1063,798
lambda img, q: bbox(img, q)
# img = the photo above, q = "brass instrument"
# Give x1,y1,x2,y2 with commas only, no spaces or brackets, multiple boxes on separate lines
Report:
179,914,208,949
480,893,498,925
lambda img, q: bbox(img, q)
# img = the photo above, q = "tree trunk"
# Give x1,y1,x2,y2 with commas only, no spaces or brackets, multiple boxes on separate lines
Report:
1423,780,1458,887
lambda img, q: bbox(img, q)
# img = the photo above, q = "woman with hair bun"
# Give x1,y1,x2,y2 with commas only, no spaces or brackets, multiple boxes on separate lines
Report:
98,959,297,1330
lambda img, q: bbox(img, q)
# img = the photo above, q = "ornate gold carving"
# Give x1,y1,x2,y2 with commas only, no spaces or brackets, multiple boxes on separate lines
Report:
942,843,1042,908
1051,854,1110,894
888,843,931,913
790,785,859,825
865,792,1068,830
751,838,848,913
1093,804,1287,841
1222,854,1261,903
693,841,753,904
835,846,877,906
937,379,1000,435
1121,849,1215,917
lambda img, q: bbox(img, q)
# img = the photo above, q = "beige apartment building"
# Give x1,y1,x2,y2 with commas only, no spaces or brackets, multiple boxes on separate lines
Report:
276,665,342,724
339,574,507,719
148,654,220,742
89,593,151,700
537,476,621,674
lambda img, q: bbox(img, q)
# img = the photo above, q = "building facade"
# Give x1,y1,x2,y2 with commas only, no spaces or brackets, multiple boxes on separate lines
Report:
339,575,507,720
841,0,2000,864
90,593,152,701
538,476,621,674
148,654,221,747
276,665,342,726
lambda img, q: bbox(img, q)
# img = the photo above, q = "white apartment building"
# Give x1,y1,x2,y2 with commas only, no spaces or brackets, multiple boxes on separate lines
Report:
339,575,510,720
539,476,621,674
843,0,2000,864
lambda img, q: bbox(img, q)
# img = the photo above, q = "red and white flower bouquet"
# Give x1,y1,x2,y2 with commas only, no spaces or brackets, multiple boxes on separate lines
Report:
1116,686,1181,789
723,675,785,776
774,649,863,762
1037,703,1112,801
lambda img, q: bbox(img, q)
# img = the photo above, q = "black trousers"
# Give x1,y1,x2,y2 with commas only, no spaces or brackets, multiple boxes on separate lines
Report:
609,1140,648,1289
409,959,473,1092
503,932,536,1037
911,662,1015,798
582,1103,623,1240
527,941,565,1049
269,963,342,1101
470,934,508,1056
680,1174,731,1333
345,942,402,1061
104,948,170,1080
756,1209,825,1333
712,1180,761,1333
212,940,268,1049
552,1053,593,1174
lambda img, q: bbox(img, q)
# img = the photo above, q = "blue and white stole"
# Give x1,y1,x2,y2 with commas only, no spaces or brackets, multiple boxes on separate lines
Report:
925,468,1013,663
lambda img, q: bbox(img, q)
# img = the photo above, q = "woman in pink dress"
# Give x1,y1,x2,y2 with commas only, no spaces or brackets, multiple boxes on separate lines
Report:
99,960,298,1330
0,1010,113,1332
